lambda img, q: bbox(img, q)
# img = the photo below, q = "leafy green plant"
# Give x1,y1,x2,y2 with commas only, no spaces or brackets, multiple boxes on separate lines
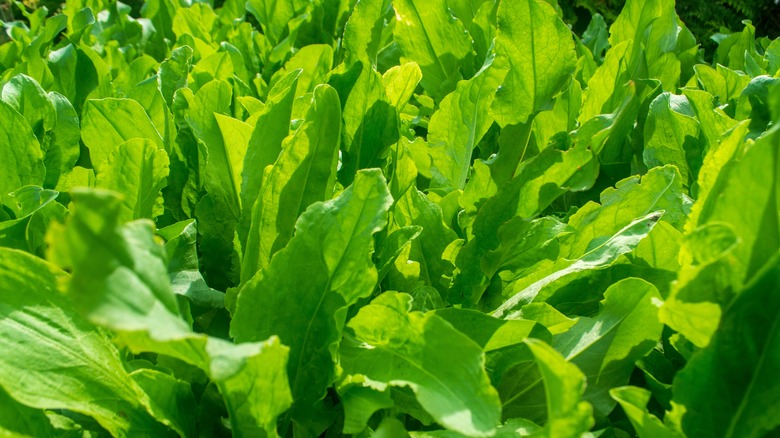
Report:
1,0,779,436
574,0,780,53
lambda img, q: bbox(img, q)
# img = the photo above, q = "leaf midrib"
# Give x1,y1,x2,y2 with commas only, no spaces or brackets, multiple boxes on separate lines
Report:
290,185,381,398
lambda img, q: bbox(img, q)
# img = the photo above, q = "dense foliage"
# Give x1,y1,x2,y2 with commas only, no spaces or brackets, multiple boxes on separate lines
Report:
1,0,779,436
573,0,780,49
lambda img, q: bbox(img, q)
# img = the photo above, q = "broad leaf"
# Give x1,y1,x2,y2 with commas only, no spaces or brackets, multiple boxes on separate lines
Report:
80,98,164,171
0,248,170,436
232,170,392,421
95,138,170,222
554,278,664,419
0,100,45,212
342,291,502,436
392,0,473,99
452,145,596,305
643,93,703,185
673,250,780,438
328,61,398,184
238,69,299,246
525,339,594,437
493,212,664,318
342,0,392,67
241,84,342,282
563,165,690,259
428,58,505,190
0,186,68,255
490,0,576,126
47,190,293,437
611,386,682,438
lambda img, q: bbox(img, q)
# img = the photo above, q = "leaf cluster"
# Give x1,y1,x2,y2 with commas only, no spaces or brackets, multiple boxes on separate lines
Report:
1,0,780,437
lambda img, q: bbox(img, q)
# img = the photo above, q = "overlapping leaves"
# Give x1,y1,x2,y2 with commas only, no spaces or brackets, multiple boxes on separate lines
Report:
1,0,779,436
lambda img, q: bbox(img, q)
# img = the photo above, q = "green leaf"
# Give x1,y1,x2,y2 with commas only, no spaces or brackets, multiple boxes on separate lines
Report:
0,248,168,436
342,291,502,436
434,307,552,387
158,45,193,108
532,78,582,153
3,1,779,435
452,145,596,305
672,250,780,438
611,386,682,438
383,62,423,110
328,61,399,184
375,417,410,436
554,278,664,419
681,88,738,154
446,0,492,28
272,44,333,99
128,367,198,438
245,0,306,46
239,70,299,243
658,124,750,348
391,186,459,296
392,0,473,100
0,186,67,255
575,81,652,173
428,58,505,190
46,44,95,109
45,190,192,355
493,211,664,318
157,220,224,310
490,0,576,126
80,98,164,171
0,386,57,438
516,303,579,336
0,100,45,213
376,225,423,282
183,79,240,287
45,91,81,190
643,93,703,185
1,74,55,143
480,216,572,293
435,308,550,353
579,40,632,123
205,338,293,438
172,2,217,44
241,84,341,282
694,64,750,108
659,223,740,348
766,38,780,74
714,22,762,74
563,165,690,259
46,189,292,437
192,193,242,289
338,381,394,434
94,138,170,223
690,122,780,283
185,79,247,221
213,113,253,209
608,0,682,89
524,339,594,437
124,84,168,148
342,0,392,67
736,76,780,139
232,169,392,417
582,13,609,62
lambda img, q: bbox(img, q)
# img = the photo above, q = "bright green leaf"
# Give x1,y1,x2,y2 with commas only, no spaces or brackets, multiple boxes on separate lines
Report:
490,0,576,126
342,291,502,437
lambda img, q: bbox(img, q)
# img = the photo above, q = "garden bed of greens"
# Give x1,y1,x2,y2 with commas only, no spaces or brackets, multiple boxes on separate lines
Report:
1,0,779,436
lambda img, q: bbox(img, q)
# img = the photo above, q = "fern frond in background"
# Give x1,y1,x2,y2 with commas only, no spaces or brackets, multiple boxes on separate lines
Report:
573,0,779,56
